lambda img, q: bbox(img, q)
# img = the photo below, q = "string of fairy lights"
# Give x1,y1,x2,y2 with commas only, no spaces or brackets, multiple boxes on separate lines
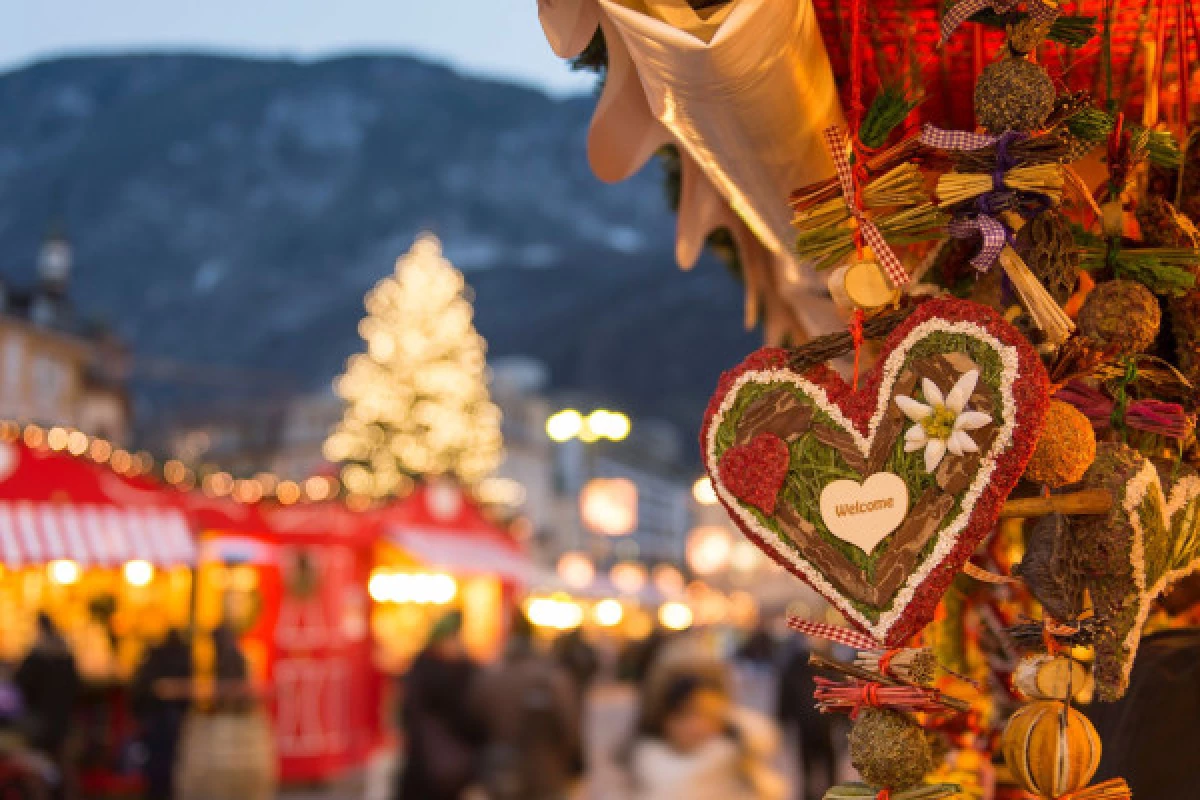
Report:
2,420,354,508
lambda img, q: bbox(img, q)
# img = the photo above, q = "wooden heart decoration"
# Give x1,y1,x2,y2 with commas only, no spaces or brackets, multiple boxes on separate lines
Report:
1073,443,1200,700
702,298,1049,646
819,472,910,555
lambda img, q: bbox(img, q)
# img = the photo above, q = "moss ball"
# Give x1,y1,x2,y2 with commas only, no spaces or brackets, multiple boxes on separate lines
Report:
974,57,1056,134
1077,279,1162,355
1024,400,1097,487
848,708,933,790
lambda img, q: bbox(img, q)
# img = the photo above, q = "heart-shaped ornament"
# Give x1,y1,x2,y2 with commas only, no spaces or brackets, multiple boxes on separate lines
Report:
702,298,1049,646
1071,443,1200,700
718,433,790,514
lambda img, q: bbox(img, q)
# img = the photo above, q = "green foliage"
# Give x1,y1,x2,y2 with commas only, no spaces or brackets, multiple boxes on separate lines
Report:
859,85,922,150
969,9,1098,47
1065,107,1115,143
1078,246,1200,296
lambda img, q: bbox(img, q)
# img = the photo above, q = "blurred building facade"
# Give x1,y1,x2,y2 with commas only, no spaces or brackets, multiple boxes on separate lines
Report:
0,227,130,442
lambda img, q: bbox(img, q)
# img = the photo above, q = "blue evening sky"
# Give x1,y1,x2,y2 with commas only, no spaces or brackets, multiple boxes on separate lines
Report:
3,0,593,95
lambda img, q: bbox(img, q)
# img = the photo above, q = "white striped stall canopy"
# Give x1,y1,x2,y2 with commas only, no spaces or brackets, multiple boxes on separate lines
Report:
0,503,195,568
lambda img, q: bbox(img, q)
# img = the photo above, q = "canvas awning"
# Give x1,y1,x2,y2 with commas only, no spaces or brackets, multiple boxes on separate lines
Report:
0,441,195,567
376,483,530,583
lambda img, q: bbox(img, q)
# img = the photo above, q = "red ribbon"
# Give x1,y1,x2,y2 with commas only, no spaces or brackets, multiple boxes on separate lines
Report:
850,308,866,390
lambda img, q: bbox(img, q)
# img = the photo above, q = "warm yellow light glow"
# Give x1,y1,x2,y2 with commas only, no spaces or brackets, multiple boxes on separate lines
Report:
368,570,458,605
730,540,762,572
580,478,638,536
277,481,301,505
587,410,631,441
610,562,648,595
66,431,89,456
652,564,685,597
593,598,624,627
477,477,527,507
658,601,694,631
556,553,595,589
692,476,718,505
687,526,734,575
46,427,69,451
527,595,584,630
304,476,331,502
48,559,80,585
123,560,155,587
546,409,583,442
325,233,503,493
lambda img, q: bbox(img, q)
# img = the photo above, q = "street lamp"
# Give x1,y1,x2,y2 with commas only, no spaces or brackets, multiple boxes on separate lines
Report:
545,408,631,443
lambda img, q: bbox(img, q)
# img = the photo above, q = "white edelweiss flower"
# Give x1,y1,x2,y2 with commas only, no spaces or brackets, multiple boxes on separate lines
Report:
895,369,991,472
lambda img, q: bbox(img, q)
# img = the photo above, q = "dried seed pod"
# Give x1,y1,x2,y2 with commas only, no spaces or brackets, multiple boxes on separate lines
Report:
848,708,933,791
1077,278,1162,356
974,57,1056,134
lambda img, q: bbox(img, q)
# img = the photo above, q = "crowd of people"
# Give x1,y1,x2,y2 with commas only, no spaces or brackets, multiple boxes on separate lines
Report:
0,614,252,800
393,613,843,800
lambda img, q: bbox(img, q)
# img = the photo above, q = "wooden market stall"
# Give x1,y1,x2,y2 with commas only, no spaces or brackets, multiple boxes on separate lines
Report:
182,494,382,784
0,438,196,795
369,482,529,669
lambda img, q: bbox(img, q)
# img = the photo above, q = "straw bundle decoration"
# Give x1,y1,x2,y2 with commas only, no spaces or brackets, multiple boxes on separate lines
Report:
796,203,946,271
936,164,1065,208
998,245,1075,345
823,783,962,799
855,648,940,686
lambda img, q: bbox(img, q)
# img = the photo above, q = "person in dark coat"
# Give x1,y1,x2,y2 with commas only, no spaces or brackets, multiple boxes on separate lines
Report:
777,639,836,800
131,628,193,800
14,613,81,800
471,611,582,800
393,611,481,800
1087,628,1200,797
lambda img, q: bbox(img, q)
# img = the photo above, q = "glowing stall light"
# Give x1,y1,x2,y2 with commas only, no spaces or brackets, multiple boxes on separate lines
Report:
692,476,718,505
556,553,596,589
123,560,155,587
610,562,648,595
580,478,638,536
527,595,585,631
587,410,631,442
686,526,734,576
546,408,631,443
48,559,80,586
368,570,458,605
658,601,694,631
546,409,584,442
592,598,625,627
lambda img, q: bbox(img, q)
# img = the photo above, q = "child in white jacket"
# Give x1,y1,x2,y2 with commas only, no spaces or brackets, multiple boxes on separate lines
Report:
628,672,787,800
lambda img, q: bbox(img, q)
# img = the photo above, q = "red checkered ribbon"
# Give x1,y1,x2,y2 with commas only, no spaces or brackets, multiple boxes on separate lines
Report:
939,0,1060,44
787,613,882,651
822,126,910,288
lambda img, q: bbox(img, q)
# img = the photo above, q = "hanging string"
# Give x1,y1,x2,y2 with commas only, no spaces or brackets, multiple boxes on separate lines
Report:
1181,0,1192,130
850,308,866,390
1104,0,1116,114
849,0,865,132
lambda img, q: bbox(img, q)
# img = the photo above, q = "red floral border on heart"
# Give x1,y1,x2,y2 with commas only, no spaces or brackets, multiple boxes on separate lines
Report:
700,297,1049,646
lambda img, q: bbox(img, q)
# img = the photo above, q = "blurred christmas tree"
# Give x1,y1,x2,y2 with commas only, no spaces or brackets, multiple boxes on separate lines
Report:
324,233,503,497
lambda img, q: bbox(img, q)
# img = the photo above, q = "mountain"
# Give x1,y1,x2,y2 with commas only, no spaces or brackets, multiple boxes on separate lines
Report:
0,53,757,448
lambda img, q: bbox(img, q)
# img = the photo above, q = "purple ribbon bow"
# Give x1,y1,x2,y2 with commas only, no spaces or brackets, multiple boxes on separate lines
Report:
939,0,1061,45
923,126,1030,271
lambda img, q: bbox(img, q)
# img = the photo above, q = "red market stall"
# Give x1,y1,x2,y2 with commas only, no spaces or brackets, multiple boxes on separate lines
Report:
183,495,383,784
368,482,529,668
0,439,196,796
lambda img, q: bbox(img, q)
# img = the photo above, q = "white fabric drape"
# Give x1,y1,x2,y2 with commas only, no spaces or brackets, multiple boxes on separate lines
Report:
538,0,847,341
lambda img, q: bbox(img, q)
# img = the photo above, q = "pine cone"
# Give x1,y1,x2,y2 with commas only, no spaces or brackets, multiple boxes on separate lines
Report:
1137,195,1200,248
1014,212,1080,304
